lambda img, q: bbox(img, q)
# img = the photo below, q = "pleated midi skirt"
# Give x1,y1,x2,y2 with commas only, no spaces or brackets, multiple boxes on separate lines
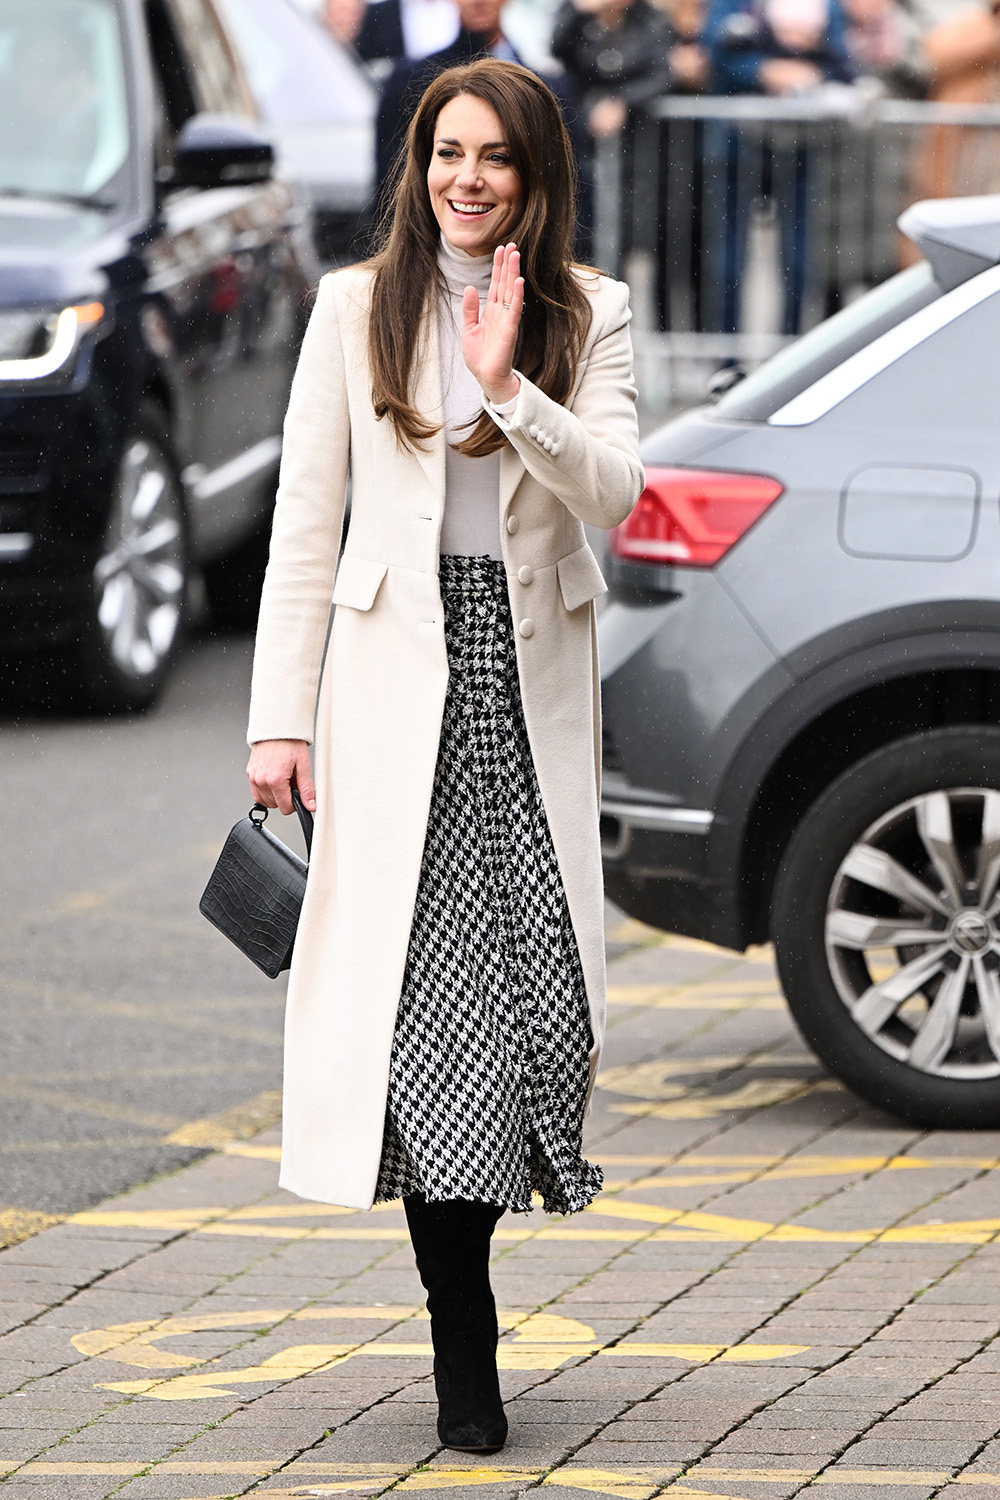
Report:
373,554,603,1215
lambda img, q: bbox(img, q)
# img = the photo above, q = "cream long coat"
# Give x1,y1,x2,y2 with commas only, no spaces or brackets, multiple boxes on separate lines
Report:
247,261,643,1210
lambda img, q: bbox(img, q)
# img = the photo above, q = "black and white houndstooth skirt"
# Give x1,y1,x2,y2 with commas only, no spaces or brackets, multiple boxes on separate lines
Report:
373,554,603,1216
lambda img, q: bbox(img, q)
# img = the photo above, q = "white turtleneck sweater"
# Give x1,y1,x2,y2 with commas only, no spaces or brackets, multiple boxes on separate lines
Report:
436,236,517,562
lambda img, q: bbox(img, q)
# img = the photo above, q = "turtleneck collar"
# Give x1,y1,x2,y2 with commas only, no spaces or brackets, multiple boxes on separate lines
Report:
437,234,494,300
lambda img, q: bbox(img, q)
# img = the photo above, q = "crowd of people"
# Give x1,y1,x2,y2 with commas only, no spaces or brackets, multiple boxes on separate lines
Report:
310,0,1000,331
318,0,1000,104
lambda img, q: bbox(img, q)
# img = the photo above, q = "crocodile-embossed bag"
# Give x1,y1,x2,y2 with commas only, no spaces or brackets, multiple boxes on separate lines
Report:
199,791,314,978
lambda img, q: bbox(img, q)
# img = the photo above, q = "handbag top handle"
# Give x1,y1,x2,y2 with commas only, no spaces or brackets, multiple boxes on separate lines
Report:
250,790,314,860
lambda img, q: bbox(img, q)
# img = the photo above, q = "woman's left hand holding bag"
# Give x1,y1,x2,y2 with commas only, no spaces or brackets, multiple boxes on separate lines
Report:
462,242,524,407
247,739,317,815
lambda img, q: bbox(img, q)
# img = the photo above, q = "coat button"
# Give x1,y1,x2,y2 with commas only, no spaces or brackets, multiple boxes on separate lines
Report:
550,441,561,456
506,515,519,534
519,618,535,638
517,565,534,585
543,437,553,452
528,424,539,439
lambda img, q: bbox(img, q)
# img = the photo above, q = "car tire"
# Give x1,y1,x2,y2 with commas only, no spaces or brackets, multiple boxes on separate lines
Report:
75,402,188,713
772,727,1000,1128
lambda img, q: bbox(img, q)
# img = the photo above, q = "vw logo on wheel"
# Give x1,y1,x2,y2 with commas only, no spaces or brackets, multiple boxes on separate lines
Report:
949,911,993,955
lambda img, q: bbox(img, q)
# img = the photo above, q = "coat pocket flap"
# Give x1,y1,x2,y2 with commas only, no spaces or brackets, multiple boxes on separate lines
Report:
331,555,388,611
556,545,608,611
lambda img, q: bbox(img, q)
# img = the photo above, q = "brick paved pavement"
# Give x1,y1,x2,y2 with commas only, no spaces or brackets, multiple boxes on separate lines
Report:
3,913,1000,1499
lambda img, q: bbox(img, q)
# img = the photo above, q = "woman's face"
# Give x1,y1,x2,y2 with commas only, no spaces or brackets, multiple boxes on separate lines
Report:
427,94,523,256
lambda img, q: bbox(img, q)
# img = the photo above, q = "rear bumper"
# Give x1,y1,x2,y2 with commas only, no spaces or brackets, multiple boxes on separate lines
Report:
601,793,713,847
600,779,738,944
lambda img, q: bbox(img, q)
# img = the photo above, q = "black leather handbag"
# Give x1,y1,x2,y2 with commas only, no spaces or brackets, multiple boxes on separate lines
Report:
199,791,314,979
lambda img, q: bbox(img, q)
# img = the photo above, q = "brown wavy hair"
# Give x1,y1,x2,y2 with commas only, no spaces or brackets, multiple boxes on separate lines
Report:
367,59,590,457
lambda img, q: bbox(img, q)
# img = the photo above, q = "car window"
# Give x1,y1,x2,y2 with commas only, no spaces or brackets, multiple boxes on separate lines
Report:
714,263,940,424
162,0,254,117
214,0,375,126
0,0,130,201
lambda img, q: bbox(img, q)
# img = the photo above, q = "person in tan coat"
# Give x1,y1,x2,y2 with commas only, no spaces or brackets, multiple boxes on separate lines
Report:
246,59,643,1454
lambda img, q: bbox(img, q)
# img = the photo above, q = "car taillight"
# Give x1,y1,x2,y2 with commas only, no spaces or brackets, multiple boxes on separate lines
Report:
610,467,784,568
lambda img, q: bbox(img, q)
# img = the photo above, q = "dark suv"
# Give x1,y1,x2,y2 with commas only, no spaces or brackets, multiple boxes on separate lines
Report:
601,195,1000,1130
0,0,313,710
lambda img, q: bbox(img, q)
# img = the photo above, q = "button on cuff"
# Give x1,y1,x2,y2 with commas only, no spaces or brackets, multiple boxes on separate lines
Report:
518,618,535,638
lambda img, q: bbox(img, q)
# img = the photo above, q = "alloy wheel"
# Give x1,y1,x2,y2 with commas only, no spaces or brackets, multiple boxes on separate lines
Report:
93,435,186,681
825,788,1000,1080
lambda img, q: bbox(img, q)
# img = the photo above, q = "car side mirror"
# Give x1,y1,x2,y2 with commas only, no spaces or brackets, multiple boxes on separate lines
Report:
168,114,275,190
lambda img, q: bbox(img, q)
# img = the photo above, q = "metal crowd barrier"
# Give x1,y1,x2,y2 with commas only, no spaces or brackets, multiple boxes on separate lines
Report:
591,94,1000,413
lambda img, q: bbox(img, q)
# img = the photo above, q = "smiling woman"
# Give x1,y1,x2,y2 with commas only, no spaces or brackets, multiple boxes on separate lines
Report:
244,56,642,1460
366,59,591,456
425,94,523,255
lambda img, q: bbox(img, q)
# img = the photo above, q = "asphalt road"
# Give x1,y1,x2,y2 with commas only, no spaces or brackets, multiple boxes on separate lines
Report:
0,629,299,1217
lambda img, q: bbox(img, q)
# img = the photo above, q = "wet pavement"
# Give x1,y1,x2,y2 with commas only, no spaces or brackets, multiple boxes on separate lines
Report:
4,913,1000,1499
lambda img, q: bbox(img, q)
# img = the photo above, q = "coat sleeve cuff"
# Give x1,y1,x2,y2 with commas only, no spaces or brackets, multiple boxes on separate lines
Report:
484,370,571,457
483,379,522,427
246,713,315,749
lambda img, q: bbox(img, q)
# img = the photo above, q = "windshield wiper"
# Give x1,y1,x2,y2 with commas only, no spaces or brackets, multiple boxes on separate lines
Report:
0,188,118,212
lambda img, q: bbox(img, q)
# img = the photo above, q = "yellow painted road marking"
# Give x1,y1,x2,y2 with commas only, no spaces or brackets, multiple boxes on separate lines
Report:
0,1081,179,1132
0,1205,61,1249
72,1307,809,1400
605,1154,1000,1189
598,1059,752,1096
397,1469,545,1491
57,890,107,912
596,1059,838,1118
129,1143,1000,1171
609,1080,833,1119
93,1338,810,1398
67,1188,1000,1246
599,1152,1000,1170
607,985,783,1011
4,1462,996,1492
224,1140,282,1160
164,1089,282,1148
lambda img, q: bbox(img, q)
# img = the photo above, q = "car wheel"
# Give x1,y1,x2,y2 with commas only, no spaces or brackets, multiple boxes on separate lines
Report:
772,727,1000,1127
78,403,188,712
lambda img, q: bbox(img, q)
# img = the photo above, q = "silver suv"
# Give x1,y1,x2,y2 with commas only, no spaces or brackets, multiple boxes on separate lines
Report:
600,194,1000,1129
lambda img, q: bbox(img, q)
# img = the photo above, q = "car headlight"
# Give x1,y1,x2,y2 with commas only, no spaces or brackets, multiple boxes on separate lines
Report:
0,302,107,382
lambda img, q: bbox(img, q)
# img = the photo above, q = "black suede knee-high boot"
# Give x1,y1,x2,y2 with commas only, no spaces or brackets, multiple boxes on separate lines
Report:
403,1193,508,1453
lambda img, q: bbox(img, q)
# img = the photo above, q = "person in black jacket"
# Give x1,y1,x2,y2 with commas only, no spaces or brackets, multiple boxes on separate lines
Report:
356,0,460,80
376,0,579,201
551,0,703,267
551,0,679,136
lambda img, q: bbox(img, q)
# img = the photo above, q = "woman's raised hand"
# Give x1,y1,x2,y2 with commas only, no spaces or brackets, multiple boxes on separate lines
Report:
247,739,317,816
461,242,523,407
